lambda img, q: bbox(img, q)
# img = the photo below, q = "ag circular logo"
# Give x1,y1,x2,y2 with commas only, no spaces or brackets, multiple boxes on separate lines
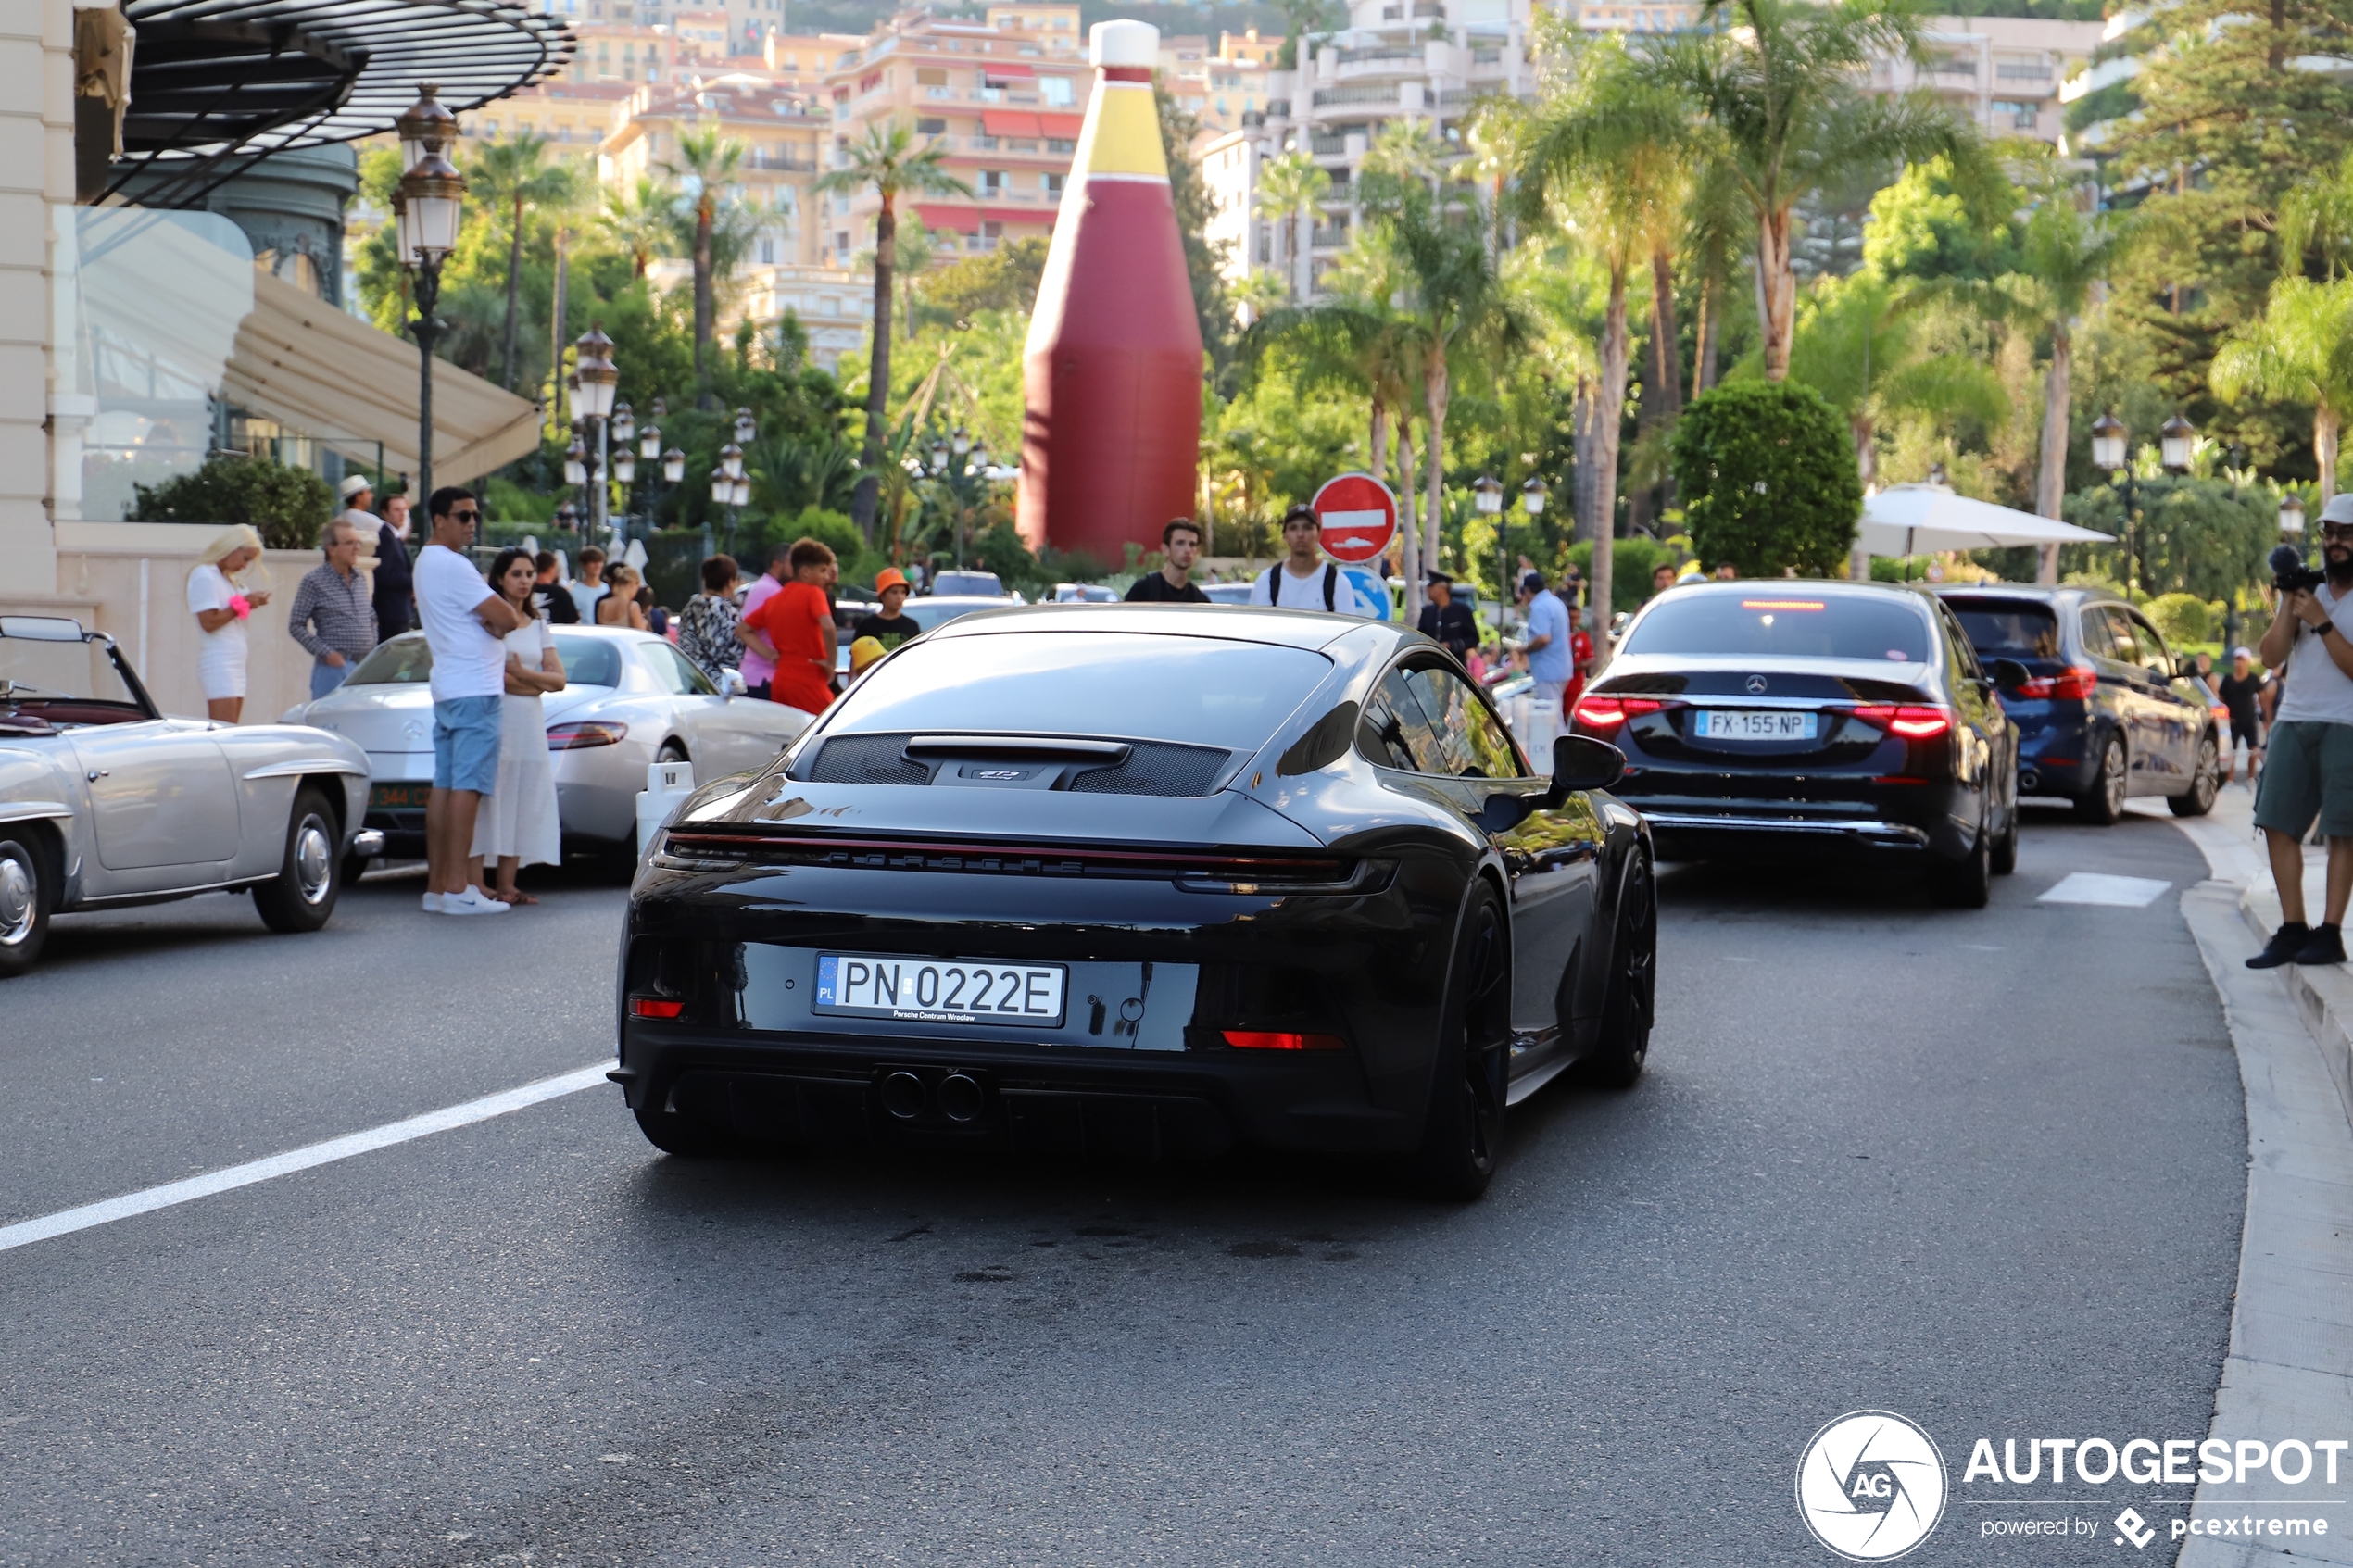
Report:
1795,1411,1948,1561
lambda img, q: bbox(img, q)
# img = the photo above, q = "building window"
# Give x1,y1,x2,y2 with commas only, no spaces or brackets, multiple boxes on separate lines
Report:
1039,75,1074,106
916,66,948,85
760,237,776,263
981,169,1008,194
1044,171,1063,195
917,116,947,133
1045,136,1074,153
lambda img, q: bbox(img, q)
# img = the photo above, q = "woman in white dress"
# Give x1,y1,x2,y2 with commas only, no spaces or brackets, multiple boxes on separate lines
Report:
470,548,567,904
187,524,272,722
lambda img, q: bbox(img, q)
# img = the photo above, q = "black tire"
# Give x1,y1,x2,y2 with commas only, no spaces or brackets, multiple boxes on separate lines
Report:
0,829,53,980
1415,883,1510,1201
340,852,375,888
2170,732,2221,818
253,786,341,934
1579,853,1655,1090
1990,797,2019,875
1931,809,1993,909
2073,733,2127,825
656,741,689,766
633,1105,736,1157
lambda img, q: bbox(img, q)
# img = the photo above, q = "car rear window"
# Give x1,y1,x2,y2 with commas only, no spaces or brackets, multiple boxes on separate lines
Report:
345,633,623,688
1618,594,1931,663
831,631,1332,750
1945,597,2060,659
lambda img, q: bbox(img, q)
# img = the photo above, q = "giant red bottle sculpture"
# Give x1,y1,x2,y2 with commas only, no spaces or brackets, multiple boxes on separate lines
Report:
1018,19,1203,562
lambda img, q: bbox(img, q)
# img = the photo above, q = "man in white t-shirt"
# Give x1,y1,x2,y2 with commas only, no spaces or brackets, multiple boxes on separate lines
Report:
1249,505,1369,615
414,486,526,916
2249,493,2353,967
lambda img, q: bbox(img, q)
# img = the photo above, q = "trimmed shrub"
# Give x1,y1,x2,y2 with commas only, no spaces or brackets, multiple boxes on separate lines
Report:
1668,380,1862,578
130,454,333,549
2145,592,2215,647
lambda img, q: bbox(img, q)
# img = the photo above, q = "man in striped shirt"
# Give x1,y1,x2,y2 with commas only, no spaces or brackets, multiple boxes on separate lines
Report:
288,518,379,698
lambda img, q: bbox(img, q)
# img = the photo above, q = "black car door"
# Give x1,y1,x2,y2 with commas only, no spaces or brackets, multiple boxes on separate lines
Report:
1365,660,1600,1044
1934,599,2011,826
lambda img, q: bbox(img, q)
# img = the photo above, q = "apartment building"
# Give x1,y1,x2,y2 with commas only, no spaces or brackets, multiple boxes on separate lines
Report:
1157,31,1280,138
600,78,830,262
543,0,785,57
547,21,683,87
765,31,863,93
818,3,1092,262
472,79,638,159
1875,14,2104,144
1201,0,1530,303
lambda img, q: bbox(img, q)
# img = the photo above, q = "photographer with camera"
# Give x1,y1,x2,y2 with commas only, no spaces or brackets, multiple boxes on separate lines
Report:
2247,497,2353,968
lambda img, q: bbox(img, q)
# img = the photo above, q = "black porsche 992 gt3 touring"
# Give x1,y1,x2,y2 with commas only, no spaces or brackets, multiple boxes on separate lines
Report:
616,604,1656,1198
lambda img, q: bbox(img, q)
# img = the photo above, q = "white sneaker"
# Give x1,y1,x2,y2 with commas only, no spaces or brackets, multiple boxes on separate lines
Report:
422,891,444,913
441,887,510,915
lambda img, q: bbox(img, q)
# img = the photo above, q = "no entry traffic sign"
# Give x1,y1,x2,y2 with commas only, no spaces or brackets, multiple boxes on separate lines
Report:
1311,472,1398,565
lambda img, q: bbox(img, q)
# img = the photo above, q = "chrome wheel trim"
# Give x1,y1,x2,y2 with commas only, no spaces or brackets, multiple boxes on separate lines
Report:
2103,738,2127,816
0,851,33,946
294,816,333,906
2194,736,2220,808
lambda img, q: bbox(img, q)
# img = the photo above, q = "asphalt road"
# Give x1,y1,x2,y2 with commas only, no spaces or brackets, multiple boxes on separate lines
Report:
0,807,2245,1567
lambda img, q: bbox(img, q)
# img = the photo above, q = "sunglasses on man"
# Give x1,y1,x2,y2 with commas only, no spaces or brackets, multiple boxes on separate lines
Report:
448,508,480,522
2322,522,2353,541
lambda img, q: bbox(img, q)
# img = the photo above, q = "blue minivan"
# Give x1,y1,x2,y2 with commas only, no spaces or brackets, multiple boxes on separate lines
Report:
1932,585,2220,823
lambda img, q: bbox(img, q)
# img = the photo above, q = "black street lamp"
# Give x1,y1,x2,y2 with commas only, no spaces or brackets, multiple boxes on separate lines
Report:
2090,409,2194,595
569,325,619,556
394,85,464,502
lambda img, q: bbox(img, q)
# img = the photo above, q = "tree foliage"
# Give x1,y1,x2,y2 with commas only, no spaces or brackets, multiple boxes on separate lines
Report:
1669,379,1862,574
132,455,333,549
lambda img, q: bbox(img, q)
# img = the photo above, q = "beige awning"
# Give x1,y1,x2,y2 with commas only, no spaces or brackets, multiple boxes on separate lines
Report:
223,269,543,489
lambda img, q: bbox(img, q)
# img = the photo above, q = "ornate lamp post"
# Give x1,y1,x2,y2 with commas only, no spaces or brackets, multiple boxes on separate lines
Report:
394,85,463,503
570,325,619,554
1514,477,1548,632
2092,409,2195,595
2283,493,2308,539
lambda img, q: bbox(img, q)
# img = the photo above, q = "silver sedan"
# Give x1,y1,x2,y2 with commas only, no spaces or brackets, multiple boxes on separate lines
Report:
1,614,379,977
283,626,811,863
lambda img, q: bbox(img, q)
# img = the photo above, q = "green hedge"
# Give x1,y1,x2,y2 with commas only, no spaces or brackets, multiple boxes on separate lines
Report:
1668,380,1861,579
130,454,333,550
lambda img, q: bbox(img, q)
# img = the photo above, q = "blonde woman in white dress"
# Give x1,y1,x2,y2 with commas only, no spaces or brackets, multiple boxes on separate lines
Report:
187,524,272,722
469,548,566,904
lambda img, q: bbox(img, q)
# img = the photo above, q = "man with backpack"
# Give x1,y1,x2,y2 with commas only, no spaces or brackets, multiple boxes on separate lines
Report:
1249,504,1371,616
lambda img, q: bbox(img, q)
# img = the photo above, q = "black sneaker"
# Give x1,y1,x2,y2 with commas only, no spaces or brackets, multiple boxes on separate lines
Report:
2247,922,2312,969
2294,924,2348,966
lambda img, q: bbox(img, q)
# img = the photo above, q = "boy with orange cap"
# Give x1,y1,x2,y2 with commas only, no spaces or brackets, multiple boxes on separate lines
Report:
852,566,924,653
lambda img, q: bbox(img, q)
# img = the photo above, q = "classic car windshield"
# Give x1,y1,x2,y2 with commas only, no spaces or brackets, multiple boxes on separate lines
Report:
346,633,623,689
0,635,144,726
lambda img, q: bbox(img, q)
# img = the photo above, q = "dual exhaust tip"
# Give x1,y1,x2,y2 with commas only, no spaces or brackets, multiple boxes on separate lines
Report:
881,1069,983,1123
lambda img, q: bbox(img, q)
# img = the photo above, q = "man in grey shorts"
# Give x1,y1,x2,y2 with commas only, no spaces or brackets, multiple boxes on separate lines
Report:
2248,494,2353,967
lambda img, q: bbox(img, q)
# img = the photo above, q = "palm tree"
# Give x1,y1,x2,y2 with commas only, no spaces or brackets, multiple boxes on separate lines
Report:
814,120,973,536
467,132,576,391
2279,151,2353,281
1520,35,1690,631
660,125,748,383
1642,0,1992,381
2211,276,2353,503
1256,152,1331,303
1788,271,2007,489
1363,177,1524,621
1682,157,1752,395
1998,180,2137,573
1234,269,1289,325
598,177,678,279
856,217,940,341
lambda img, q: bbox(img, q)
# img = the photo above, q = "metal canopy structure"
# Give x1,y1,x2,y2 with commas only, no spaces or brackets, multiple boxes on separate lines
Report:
107,0,573,207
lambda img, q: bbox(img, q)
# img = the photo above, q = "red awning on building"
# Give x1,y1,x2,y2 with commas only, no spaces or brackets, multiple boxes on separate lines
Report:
1038,112,1083,140
981,60,1035,78
980,109,1042,136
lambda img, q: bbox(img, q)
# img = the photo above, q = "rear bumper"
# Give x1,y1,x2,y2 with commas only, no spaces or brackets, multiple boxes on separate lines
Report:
1641,811,1931,853
615,1027,1414,1157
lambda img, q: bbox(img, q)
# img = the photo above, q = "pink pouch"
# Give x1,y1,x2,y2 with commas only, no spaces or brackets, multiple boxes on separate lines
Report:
229,594,252,621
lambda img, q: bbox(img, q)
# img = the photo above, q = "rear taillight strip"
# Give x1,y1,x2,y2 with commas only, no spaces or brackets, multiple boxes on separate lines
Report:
661,831,1351,884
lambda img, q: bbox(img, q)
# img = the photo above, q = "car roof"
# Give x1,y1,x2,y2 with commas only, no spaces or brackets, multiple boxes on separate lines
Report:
922,601,1413,653
1930,583,2123,606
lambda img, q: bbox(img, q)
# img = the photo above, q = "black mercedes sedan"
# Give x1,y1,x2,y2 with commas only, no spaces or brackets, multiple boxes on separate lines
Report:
615,604,1657,1198
1569,581,2022,907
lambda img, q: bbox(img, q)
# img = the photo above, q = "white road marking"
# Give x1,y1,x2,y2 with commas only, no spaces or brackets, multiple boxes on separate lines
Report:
0,1061,614,1255
2038,872,2172,908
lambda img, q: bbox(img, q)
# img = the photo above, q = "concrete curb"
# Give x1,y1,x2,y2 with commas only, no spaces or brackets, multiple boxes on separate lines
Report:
2165,789,2353,1564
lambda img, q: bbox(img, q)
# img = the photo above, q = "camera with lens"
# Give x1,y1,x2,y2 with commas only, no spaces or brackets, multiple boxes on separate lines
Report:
2272,543,2327,595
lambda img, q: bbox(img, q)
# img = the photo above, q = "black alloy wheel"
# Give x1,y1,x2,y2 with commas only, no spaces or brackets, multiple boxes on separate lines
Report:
1931,806,1994,909
1579,854,1655,1089
254,786,341,934
2170,733,2221,818
2075,733,2127,825
1416,884,1510,1201
0,829,52,979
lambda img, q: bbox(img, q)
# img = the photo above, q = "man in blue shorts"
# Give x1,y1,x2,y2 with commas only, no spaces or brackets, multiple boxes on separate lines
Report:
413,486,525,915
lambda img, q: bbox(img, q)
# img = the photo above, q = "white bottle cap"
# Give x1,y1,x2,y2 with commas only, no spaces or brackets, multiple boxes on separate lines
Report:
1090,19,1159,68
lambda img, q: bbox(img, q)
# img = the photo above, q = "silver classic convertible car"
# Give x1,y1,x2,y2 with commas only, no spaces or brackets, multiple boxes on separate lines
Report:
0,615,380,978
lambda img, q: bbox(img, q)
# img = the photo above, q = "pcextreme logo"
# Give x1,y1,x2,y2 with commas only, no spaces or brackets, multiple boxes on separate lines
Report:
1796,1411,1950,1562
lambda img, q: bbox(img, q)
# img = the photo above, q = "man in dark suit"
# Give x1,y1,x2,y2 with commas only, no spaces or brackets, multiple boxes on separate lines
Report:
371,490,416,637
1417,571,1477,661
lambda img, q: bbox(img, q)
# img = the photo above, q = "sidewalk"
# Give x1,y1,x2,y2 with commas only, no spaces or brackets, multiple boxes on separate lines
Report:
2164,781,2353,1564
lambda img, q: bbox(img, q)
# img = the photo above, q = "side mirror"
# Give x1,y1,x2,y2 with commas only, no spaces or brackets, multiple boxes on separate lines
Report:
719,668,748,699
1551,734,1625,796
2147,661,2175,685
1991,658,2032,691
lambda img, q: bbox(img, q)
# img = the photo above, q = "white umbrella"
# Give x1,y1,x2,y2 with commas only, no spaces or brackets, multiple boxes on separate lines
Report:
1858,483,2114,557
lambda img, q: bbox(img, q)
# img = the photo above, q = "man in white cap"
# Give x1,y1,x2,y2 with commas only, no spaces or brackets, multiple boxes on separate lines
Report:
2248,492,2353,970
